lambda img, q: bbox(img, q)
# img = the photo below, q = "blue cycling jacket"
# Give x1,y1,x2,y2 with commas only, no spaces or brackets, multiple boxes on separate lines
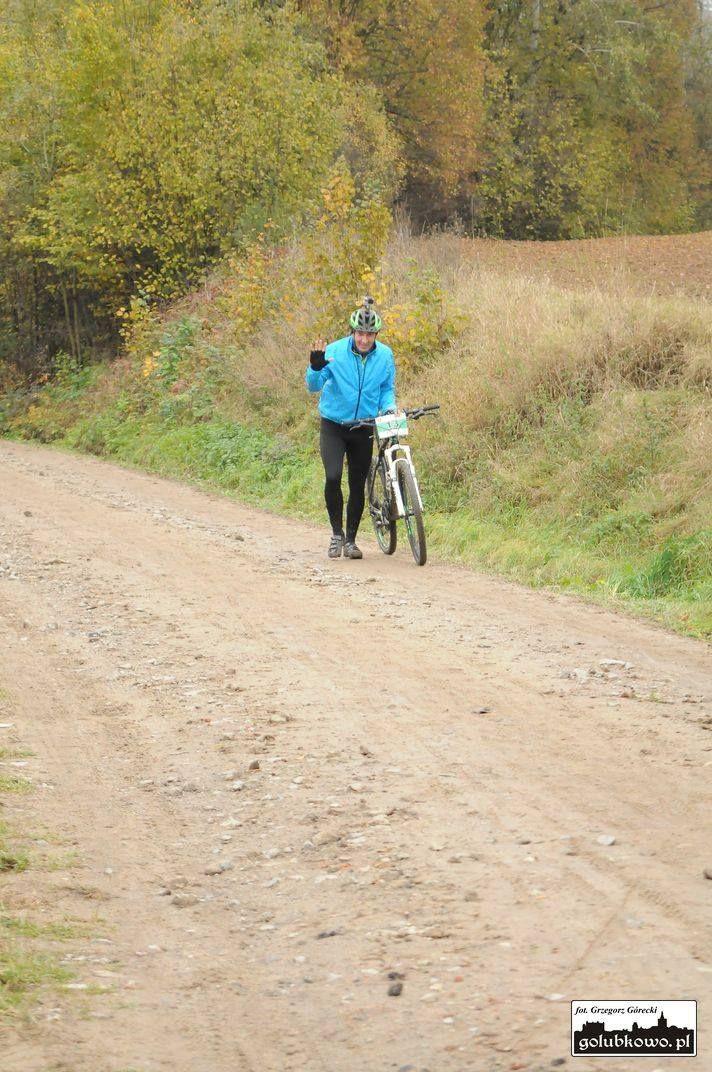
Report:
305,335,396,424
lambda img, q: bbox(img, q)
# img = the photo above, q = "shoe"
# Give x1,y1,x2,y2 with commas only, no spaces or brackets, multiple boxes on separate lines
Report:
328,534,344,558
343,540,363,559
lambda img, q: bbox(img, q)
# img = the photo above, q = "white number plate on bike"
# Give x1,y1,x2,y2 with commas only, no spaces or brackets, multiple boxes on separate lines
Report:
375,412,408,439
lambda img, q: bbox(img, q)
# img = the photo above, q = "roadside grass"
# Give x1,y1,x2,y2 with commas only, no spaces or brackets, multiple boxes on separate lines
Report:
0,951,72,1015
0,774,31,794
0,701,89,1020
0,916,90,941
0,850,29,874
0,820,29,874
0,842,75,1017
2,231,710,638
0,748,33,760
0,847,78,1020
39,850,82,872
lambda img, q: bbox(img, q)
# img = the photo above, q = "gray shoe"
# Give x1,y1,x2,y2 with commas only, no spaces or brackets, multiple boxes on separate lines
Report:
343,540,363,560
328,534,344,558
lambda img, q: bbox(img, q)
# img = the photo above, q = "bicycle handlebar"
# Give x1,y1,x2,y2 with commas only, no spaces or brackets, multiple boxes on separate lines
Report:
349,404,440,430
408,404,440,418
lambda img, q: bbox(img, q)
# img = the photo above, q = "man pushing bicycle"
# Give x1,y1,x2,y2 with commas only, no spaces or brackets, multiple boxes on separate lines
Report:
306,297,396,560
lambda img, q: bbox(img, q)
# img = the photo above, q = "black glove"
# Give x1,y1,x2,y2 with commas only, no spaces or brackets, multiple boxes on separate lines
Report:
310,349,326,371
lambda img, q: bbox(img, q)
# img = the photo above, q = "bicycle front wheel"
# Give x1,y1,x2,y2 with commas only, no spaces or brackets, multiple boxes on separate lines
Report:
368,458,397,555
397,463,426,566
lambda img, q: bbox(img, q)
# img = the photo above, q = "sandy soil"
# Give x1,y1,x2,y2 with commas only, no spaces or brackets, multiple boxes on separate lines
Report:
1,439,710,1072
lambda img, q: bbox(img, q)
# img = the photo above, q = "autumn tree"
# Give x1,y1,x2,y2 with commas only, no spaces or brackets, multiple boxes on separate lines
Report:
684,3,712,227
475,0,707,237
0,0,398,370
292,0,489,221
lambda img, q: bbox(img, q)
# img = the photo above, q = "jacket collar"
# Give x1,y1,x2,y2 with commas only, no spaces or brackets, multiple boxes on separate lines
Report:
350,337,377,359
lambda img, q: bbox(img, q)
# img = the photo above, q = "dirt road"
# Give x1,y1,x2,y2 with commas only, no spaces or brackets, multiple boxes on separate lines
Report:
1,440,710,1072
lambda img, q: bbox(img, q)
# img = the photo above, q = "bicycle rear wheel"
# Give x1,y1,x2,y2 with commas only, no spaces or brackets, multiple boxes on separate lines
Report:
368,458,397,555
397,462,426,566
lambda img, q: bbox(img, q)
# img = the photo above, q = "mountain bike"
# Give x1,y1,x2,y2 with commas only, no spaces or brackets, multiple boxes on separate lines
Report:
352,405,439,566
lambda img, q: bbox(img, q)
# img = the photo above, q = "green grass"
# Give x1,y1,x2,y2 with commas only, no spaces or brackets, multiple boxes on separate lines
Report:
0,874,79,1019
0,716,90,1021
0,950,72,1014
39,850,81,872
0,748,33,760
0,916,88,941
0,818,30,874
427,511,712,637
0,774,31,794
0,850,29,874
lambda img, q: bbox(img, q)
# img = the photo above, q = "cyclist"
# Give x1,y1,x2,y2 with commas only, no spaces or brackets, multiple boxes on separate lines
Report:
306,297,396,559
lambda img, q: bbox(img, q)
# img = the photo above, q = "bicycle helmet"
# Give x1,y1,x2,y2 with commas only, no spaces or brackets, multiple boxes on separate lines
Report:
349,296,382,333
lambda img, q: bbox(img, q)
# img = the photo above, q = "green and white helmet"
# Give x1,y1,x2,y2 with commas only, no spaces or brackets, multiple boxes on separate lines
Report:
349,296,382,333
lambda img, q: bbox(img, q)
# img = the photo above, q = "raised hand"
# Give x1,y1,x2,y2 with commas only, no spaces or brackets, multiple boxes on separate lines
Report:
310,337,327,370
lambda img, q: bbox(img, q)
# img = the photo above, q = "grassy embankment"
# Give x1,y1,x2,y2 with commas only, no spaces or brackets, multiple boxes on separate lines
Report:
2,230,710,638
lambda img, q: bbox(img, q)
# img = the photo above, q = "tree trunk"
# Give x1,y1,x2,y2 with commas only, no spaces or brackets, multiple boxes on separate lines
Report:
531,0,541,50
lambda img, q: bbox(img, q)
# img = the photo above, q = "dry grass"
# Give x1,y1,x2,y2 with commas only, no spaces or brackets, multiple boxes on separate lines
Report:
410,258,710,430
414,231,712,299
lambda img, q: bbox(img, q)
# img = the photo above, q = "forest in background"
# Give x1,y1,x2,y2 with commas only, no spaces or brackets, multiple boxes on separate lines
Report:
0,0,710,373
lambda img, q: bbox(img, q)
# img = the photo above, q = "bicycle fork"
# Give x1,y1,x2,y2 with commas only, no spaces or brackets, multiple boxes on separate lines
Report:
383,444,424,517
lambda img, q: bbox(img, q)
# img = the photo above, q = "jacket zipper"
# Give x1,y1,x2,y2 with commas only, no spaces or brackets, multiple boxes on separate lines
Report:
352,348,366,421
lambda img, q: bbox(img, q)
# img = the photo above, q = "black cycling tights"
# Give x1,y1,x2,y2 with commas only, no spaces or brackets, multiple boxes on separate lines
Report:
319,418,374,539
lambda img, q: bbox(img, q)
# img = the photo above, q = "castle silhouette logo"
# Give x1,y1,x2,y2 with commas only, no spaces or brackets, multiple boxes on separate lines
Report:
571,1000,696,1057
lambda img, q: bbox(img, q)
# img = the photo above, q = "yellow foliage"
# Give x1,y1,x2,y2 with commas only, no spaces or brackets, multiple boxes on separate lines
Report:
287,162,392,337
320,169,356,222
117,296,161,362
375,265,465,373
219,226,277,340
